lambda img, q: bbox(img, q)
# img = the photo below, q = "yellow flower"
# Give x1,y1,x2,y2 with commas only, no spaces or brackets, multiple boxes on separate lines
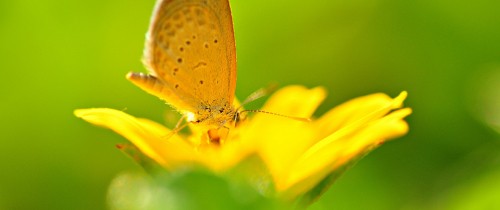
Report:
74,85,411,200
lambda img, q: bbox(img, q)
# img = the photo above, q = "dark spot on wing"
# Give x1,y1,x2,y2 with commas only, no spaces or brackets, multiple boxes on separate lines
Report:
163,22,172,30
173,13,180,20
193,61,207,70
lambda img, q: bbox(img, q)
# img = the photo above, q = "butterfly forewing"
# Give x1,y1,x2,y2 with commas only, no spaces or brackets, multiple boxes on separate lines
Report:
142,0,236,113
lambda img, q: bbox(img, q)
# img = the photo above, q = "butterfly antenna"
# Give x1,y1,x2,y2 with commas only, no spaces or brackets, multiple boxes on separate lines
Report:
237,83,278,111
241,110,311,122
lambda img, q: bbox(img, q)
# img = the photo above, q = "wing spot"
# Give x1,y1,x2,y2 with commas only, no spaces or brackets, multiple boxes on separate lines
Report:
214,39,218,44
195,8,203,16
186,40,191,45
173,13,180,20
193,61,207,70
192,35,197,39
175,84,179,89
163,23,172,30
179,47,184,52
199,80,204,84
158,41,169,51
204,43,209,48
173,68,178,76
177,58,183,63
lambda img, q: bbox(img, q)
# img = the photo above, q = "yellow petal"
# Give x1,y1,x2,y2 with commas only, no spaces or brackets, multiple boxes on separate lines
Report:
197,140,257,172
279,92,411,196
241,86,326,186
331,108,412,168
314,91,407,139
74,108,195,169
258,85,327,118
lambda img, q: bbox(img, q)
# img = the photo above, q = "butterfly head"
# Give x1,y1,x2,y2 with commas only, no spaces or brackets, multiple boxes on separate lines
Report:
187,102,239,129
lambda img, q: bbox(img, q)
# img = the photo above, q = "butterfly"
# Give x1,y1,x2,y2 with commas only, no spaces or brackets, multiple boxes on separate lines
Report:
127,0,238,141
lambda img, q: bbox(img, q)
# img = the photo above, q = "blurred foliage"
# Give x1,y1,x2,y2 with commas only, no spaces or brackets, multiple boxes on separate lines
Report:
112,144,288,209
106,170,287,210
1,0,499,209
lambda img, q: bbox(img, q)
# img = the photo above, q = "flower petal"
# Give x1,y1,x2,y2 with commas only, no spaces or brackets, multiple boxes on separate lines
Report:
314,91,408,139
74,108,195,169
197,140,257,172
279,92,411,196
241,86,326,188
258,85,327,118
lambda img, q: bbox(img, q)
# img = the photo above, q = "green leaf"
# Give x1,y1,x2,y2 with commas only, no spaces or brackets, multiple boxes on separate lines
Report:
225,155,277,198
167,170,287,210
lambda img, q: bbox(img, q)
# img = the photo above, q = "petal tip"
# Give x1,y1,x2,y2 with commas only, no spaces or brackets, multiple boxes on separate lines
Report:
313,86,327,94
392,91,409,108
74,108,89,118
397,91,408,101
404,107,413,115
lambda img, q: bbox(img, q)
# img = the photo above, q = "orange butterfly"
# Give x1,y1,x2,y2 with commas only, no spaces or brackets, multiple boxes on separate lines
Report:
127,0,238,141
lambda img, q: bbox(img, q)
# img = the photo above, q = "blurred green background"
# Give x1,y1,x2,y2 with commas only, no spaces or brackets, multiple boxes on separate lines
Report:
1,0,499,209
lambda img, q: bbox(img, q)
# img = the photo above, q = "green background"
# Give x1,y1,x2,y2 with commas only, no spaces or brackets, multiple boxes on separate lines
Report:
1,0,499,209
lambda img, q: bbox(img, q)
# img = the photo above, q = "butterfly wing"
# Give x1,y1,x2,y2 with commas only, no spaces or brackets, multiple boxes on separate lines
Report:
129,0,237,114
